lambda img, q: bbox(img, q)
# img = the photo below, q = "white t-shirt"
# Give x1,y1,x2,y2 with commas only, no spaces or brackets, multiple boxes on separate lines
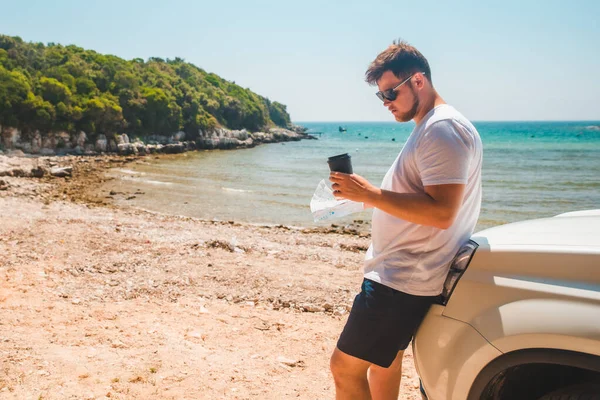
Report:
364,104,483,296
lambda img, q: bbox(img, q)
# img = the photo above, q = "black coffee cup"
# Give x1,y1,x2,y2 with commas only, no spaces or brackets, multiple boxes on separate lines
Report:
328,153,353,174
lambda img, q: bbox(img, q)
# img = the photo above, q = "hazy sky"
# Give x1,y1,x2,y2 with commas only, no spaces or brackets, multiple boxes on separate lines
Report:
2,0,599,122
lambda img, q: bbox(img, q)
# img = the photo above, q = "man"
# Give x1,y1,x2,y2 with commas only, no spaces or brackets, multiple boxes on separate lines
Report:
329,40,483,400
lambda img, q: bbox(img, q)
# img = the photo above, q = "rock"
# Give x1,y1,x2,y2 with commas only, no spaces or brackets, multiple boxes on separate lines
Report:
6,149,25,157
117,134,130,145
31,132,42,153
111,339,127,349
1,127,21,149
276,356,304,367
19,143,33,153
172,131,186,142
95,134,108,152
76,131,87,148
184,141,196,151
301,304,325,313
50,166,73,177
0,180,8,191
30,166,46,178
132,142,147,155
164,143,185,154
84,144,96,155
117,143,136,155
56,131,72,149
146,134,169,144
4,168,26,177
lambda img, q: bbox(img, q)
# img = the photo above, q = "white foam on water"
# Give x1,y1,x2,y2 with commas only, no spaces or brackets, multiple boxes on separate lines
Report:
142,180,174,186
116,169,143,175
119,175,174,186
221,187,253,193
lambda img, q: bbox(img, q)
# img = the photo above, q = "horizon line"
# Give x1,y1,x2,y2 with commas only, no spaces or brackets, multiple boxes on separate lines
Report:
294,120,600,124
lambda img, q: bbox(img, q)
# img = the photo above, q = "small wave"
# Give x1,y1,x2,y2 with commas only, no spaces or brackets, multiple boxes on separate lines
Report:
116,169,143,175
221,187,253,193
120,175,174,185
143,180,174,186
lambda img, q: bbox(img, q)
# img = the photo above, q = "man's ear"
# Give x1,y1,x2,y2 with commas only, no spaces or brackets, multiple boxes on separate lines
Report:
414,72,426,88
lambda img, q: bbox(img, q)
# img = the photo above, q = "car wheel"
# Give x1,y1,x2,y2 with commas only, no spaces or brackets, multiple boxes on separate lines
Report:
537,383,600,400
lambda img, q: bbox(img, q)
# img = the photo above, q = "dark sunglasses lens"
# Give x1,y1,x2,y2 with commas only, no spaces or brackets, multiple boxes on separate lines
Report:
376,90,396,102
382,90,396,101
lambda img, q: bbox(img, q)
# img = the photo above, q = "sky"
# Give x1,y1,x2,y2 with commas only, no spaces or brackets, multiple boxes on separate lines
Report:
2,0,599,122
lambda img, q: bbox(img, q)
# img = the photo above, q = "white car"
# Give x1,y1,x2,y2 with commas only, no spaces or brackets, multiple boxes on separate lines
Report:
413,210,600,400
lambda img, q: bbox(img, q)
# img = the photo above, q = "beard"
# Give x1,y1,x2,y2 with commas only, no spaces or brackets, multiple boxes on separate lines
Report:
395,87,419,122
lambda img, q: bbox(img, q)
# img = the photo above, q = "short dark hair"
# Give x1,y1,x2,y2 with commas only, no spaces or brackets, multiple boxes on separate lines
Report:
365,39,432,86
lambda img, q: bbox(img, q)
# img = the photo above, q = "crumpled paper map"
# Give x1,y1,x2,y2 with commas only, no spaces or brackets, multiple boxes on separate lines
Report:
310,179,364,222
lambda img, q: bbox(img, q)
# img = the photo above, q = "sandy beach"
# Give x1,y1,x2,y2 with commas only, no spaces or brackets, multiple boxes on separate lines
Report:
0,153,422,399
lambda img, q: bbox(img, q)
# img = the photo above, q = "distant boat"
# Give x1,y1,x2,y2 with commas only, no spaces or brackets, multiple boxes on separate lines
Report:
338,126,347,132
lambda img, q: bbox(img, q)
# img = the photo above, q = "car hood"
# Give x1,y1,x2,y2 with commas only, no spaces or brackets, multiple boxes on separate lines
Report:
471,210,600,250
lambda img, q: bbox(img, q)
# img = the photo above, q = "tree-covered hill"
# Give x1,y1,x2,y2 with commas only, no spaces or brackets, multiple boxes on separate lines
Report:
0,34,292,143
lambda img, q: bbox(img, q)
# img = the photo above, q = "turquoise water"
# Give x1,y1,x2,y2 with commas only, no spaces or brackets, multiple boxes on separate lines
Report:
102,121,600,231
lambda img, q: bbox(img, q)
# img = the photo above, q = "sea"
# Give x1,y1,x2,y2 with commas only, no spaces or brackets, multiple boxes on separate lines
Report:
100,121,600,233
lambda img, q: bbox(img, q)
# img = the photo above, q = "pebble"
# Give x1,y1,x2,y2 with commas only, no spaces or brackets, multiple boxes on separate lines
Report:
111,340,127,349
301,304,325,313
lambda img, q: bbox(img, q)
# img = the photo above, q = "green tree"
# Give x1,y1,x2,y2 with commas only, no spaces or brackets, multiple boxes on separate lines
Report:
81,96,125,134
40,77,72,104
141,87,181,133
21,92,56,132
0,66,30,127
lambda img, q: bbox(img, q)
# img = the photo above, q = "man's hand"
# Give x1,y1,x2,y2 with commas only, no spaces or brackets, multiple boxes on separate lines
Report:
329,172,379,207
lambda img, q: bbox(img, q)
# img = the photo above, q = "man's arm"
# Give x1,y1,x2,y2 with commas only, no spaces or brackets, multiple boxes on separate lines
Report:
329,172,465,230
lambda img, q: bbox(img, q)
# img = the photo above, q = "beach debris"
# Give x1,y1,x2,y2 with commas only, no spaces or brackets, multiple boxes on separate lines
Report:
111,339,127,349
300,304,325,313
205,238,246,253
206,239,235,252
277,356,305,368
50,166,73,177
339,243,368,253
254,320,271,331
185,331,206,343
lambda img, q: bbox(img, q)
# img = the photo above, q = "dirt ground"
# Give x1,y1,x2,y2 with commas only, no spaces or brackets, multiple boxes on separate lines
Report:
0,154,422,399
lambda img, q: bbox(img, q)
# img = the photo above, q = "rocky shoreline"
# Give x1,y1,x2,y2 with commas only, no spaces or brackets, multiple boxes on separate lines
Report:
0,125,315,157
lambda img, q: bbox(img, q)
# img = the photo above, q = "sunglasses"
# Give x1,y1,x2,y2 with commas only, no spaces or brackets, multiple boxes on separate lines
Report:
375,72,426,102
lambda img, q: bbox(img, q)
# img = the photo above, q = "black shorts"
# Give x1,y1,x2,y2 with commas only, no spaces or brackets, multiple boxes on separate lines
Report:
337,278,438,368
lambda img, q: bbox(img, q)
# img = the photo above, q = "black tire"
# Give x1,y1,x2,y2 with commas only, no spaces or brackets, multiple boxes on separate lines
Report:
538,383,600,400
